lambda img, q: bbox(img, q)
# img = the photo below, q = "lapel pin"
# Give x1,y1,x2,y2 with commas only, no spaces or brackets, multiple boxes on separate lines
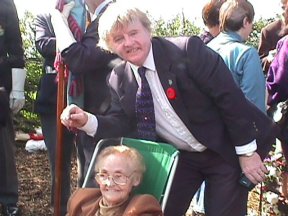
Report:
166,87,177,100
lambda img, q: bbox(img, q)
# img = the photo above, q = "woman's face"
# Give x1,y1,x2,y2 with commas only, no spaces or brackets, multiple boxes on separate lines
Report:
95,154,140,206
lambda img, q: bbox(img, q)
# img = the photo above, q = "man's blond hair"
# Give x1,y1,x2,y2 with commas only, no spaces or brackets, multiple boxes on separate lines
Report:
98,1,152,52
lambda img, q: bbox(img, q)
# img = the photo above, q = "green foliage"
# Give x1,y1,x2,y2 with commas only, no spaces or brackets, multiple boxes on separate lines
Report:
152,13,201,37
17,11,43,132
246,17,275,48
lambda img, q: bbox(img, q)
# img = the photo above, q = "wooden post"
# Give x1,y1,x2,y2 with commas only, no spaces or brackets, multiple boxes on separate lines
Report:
54,62,65,216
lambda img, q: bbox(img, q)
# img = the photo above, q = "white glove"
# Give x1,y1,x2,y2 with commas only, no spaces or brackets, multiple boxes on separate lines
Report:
51,1,76,52
10,68,27,113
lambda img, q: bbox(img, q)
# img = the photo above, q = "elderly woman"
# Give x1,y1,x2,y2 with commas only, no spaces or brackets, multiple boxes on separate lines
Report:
66,145,163,216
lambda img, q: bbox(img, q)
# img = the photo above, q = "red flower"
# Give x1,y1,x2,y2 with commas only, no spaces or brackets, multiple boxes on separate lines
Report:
166,87,177,100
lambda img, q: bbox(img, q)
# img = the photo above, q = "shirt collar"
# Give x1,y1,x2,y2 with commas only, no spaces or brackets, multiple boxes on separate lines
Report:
86,0,113,21
93,0,113,21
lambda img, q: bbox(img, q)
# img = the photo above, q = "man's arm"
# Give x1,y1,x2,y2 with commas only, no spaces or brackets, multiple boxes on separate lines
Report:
61,22,117,74
35,13,57,59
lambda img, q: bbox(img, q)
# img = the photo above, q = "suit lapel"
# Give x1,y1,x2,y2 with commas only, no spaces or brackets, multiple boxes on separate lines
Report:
152,39,191,128
119,63,138,116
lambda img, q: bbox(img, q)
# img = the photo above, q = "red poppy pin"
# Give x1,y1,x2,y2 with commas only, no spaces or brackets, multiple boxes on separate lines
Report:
166,87,177,100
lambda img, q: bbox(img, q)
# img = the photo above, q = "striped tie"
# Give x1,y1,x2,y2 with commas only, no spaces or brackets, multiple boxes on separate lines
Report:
135,67,156,141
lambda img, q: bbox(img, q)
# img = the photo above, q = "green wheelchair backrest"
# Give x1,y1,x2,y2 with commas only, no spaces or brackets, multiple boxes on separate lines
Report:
121,137,179,203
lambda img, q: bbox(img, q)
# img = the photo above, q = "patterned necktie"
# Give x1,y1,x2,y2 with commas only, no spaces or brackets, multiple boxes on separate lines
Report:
135,67,156,141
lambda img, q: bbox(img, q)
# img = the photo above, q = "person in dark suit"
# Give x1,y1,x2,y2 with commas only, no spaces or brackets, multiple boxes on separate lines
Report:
60,2,278,216
258,0,288,74
34,12,75,216
51,0,120,187
0,0,26,215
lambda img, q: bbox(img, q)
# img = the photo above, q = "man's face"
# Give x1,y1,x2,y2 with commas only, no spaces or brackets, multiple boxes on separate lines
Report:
108,19,151,66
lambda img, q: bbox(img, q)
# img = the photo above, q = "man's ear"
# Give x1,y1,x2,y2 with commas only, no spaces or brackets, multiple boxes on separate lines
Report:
243,17,250,27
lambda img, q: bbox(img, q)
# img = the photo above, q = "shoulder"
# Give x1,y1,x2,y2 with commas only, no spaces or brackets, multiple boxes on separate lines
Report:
262,20,282,33
67,188,102,213
124,194,163,216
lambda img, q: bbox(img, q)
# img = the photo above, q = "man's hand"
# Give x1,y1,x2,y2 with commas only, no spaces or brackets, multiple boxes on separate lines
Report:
239,152,268,185
61,104,88,130
9,68,26,114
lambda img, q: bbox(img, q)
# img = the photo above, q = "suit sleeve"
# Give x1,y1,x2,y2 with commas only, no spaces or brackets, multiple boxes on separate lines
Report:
61,22,116,74
95,70,133,139
266,37,288,106
185,36,256,146
35,13,56,59
4,0,25,68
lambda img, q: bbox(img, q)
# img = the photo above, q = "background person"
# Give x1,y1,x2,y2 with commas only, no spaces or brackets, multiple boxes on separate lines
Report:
66,145,163,216
199,0,226,44
51,0,120,187
60,2,277,216
0,0,26,215
34,12,75,216
258,0,288,75
208,0,266,113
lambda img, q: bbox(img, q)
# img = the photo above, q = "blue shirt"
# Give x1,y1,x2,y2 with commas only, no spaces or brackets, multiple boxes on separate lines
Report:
208,31,266,113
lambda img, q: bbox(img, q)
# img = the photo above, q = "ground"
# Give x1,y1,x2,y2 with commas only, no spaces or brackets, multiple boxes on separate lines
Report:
11,142,78,216
4,141,261,216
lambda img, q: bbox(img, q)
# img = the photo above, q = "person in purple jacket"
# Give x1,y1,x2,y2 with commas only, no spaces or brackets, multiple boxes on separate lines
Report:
266,36,288,163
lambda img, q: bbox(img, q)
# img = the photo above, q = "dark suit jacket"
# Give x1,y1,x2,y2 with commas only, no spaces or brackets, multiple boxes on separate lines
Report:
0,0,25,93
258,20,288,74
61,10,120,115
34,13,58,115
95,36,277,168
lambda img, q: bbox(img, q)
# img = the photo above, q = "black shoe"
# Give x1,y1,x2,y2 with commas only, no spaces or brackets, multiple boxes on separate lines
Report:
1,204,20,216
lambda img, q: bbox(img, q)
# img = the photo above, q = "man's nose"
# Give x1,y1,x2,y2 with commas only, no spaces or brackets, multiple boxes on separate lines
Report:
123,36,133,46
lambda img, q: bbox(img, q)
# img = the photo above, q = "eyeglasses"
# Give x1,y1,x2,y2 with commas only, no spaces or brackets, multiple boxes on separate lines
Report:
95,172,135,186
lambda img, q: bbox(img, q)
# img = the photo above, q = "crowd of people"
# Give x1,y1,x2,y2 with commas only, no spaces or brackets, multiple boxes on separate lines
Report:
1,0,288,215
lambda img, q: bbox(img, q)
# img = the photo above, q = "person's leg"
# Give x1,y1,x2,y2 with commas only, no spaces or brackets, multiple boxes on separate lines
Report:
76,132,98,188
203,152,248,216
164,151,204,216
40,114,74,216
0,114,19,214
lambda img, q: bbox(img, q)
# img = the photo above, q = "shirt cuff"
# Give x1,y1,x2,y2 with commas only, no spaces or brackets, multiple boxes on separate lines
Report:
235,140,257,155
79,112,98,137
